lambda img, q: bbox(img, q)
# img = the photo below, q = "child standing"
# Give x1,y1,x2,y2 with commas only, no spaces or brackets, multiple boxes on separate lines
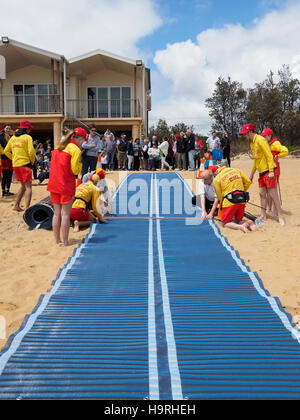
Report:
100,150,108,170
47,128,87,247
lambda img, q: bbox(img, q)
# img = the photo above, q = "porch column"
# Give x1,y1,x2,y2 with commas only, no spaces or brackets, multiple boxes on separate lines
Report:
53,121,62,147
132,124,140,139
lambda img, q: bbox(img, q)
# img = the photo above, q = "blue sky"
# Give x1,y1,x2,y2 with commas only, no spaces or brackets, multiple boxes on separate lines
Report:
1,0,299,134
138,0,287,63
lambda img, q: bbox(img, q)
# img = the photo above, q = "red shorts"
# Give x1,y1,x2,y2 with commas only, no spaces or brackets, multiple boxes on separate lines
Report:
0,166,2,176
221,204,246,224
70,208,90,222
258,172,277,189
14,166,32,183
51,193,74,205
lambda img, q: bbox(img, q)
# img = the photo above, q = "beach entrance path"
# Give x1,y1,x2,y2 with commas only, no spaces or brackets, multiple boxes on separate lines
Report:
0,173,300,400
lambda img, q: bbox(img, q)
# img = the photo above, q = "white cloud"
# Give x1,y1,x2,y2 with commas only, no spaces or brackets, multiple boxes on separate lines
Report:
152,1,300,134
0,0,162,59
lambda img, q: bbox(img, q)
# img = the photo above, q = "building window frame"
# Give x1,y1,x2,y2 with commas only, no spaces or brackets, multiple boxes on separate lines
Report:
87,86,132,118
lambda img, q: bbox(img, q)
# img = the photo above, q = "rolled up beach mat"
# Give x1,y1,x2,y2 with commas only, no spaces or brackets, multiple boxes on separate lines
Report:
23,197,54,230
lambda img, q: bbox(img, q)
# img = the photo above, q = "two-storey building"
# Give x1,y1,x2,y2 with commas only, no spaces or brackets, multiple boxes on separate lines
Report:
0,37,151,145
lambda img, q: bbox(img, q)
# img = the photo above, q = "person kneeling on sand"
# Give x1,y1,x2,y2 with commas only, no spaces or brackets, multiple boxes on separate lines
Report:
214,166,258,234
192,170,219,219
82,168,113,215
71,174,107,232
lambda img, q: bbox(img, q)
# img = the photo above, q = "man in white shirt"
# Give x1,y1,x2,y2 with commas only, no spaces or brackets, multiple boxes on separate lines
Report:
206,131,221,156
193,170,219,219
148,144,160,171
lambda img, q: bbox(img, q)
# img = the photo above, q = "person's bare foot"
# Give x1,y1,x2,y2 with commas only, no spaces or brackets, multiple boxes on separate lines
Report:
279,217,286,226
241,224,250,234
73,220,80,233
248,222,259,232
13,206,24,212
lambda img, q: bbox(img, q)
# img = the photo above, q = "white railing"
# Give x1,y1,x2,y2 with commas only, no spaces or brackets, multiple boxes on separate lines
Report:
0,94,62,114
66,99,141,119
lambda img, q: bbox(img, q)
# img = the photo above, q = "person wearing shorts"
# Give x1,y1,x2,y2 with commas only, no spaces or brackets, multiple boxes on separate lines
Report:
4,120,36,212
239,124,285,226
47,127,86,246
214,166,257,233
71,174,107,232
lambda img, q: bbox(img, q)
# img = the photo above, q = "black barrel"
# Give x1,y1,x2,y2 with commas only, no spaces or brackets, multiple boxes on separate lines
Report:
23,198,54,230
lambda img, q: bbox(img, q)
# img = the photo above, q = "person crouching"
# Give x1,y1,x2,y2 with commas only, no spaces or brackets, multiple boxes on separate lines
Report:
71,174,107,232
214,166,258,234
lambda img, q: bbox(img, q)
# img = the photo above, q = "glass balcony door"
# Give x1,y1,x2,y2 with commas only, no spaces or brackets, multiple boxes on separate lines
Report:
87,87,132,118
14,84,58,114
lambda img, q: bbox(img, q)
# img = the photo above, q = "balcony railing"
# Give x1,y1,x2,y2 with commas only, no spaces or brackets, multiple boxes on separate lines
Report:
66,99,142,119
0,94,62,115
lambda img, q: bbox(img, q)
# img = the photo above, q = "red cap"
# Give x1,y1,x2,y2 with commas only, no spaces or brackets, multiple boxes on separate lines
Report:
96,168,106,180
260,128,274,137
211,165,220,174
239,124,256,135
73,127,87,139
90,174,100,183
18,120,34,131
175,135,181,139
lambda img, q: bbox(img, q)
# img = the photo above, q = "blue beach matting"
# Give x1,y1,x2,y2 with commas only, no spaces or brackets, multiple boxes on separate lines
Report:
0,173,300,400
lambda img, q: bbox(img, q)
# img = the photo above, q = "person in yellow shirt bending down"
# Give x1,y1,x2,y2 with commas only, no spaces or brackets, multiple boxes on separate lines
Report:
239,124,285,226
4,120,36,212
70,174,108,232
214,166,258,234
261,128,289,218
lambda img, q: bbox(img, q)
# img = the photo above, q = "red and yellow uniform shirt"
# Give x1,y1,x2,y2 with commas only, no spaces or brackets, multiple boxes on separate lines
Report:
4,134,35,168
250,134,276,176
214,167,252,209
47,139,82,198
269,138,288,178
72,181,103,221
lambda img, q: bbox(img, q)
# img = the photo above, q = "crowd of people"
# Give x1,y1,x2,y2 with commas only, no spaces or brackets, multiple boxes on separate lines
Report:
0,120,289,246
79,126,231,175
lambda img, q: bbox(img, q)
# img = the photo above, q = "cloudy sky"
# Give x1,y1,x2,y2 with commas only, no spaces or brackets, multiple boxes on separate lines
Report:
1,0,300,134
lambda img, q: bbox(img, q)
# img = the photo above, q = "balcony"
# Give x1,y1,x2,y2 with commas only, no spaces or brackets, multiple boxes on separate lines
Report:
0,94,63,115
66,99,141,120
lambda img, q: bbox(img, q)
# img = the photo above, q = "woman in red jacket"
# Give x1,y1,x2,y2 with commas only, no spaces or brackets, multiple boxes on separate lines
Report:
47,127,87,247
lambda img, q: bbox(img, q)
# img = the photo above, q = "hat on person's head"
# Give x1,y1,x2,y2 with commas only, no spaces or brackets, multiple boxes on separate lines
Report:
260,128,274,137
73,127,87,139
175,134,181,139
96,168,106,180
211,165,220,174
239,124,256,136
90,174,100,183
18,120,34,131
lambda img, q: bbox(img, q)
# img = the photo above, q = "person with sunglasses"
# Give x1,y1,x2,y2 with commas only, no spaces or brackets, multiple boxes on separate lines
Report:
81,125,101,178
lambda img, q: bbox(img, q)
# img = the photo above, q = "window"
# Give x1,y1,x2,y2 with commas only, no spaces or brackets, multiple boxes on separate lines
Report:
87,87,132,118
13,84,58,114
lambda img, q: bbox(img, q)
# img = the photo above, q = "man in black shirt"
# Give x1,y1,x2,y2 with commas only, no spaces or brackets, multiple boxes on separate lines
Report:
221,132,232,167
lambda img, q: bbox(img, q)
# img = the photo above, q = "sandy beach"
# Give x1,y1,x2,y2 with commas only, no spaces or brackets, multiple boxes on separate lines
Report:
1,156,300,351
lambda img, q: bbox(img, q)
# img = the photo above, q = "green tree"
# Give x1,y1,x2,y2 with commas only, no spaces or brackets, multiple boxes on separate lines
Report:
149,119,170,141
170,122,194,136
205,76,247,140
